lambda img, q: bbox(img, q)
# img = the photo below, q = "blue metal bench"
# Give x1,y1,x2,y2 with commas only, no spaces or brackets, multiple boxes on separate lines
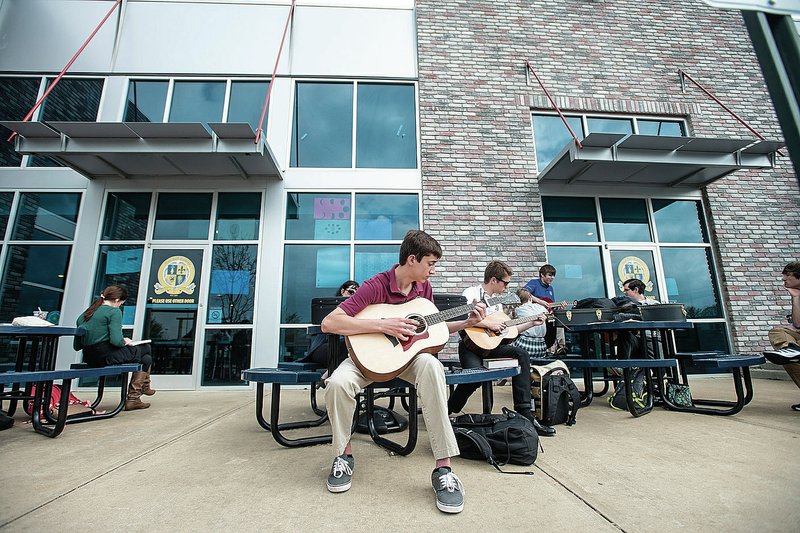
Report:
0,364,141,437
668,353,766,415
242,364,520,454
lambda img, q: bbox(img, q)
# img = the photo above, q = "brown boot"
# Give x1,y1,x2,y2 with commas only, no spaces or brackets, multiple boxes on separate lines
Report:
141,372,156,396
125,371,151,411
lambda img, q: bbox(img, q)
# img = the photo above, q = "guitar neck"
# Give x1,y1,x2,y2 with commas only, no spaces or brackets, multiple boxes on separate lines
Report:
504,314,543,327
423,295,508,326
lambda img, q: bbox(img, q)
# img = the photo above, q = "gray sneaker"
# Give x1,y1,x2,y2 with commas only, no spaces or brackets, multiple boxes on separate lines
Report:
327,455,354,493
431,467,464,513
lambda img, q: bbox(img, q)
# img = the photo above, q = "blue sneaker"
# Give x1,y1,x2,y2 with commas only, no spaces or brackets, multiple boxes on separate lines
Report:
327,455,354,493
431,467,464,513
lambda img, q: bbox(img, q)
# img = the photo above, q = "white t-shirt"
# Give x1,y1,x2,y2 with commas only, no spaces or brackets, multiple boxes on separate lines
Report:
516,302,548,338
462,285,504,315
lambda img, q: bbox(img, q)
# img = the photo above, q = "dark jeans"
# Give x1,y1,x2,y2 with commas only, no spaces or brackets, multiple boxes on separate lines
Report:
84,341,152,370
447,341,532,413
615,331,655,359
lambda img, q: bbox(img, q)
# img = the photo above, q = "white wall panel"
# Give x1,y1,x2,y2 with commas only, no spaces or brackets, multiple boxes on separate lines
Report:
0,0,116,72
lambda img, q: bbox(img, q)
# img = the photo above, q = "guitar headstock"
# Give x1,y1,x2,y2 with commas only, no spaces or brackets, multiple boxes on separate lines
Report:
484,293,521,308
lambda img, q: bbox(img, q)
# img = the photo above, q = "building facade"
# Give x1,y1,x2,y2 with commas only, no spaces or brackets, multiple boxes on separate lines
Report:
0,0,797,390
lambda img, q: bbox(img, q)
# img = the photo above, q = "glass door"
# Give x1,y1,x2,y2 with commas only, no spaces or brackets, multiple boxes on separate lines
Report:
141,246,208,389
604,246,661,301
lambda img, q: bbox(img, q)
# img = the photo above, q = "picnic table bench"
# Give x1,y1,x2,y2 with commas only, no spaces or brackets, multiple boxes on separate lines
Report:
0,364,141,437
242,363,520,454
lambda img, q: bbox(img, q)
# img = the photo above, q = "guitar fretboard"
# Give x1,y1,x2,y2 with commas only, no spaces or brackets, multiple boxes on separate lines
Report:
422,295,509,325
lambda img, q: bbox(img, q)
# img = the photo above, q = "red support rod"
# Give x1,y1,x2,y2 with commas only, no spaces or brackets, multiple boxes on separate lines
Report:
6,0,123,143
254,0,297,145
525,61,582,150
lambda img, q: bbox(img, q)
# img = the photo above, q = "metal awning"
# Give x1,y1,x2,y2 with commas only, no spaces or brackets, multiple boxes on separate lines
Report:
538,133,785,188
3,121,283,180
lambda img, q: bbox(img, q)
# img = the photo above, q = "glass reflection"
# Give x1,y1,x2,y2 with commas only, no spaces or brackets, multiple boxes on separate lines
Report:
638,119,684,136
12,193,80,241
215,192,261,241
355,244,399,282
586,117,633,135
674,322,730,354
600,198,651,242
279,327,311,363
0,77,40,167
153,193,212,240
543,196,599,242
356,83,417,168
532,114,584,170
202,328,251,386
0,192,13,238
545,246,606,303
208,244,257,324
168,81,226,126
653,199,707,243
291,82,353,168
94,245,144,326
285,193,351,241
354,194,418,240
282,245,349,323
145,309,196,375
102,192,152,240
661,247,722,318
124,80,168,122
0,245,71,322
228,81,269,133
610,250,660,300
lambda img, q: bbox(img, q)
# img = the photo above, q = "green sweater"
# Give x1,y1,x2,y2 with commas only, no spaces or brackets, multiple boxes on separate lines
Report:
73,305,125,351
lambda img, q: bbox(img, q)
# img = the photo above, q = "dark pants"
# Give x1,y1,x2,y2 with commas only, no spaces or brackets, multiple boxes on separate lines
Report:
448,341,532,413
84,341,152,370
615,331,655,359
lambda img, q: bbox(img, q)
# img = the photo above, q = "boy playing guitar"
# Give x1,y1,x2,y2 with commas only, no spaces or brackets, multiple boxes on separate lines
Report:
522,264,567,354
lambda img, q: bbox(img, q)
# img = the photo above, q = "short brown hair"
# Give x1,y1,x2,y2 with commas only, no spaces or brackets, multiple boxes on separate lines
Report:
399,230,442,265
484,260,512,284
783,261,800,279
539,264,556,276
516,288,532,304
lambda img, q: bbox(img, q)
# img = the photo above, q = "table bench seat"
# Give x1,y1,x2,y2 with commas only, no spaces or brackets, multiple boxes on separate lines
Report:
0,364,141,437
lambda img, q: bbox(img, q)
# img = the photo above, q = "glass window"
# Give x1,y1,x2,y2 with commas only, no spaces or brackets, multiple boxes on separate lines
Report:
545,246,606,303
600,198,651,242
356,83,416,169
542,196,599,242
168,81,226,125
153,193,212,240
0,192,14,238
282,244,349,323
355,194,418,240
102,192,152,240
674,322,730,354
202,328,251,386
30,78,104,167
215,192,261,241
610,250,660,300
93,245,144,326
652,199,708,243
11,193,80,241
291,82,353,168
638,119,684,136
285,193,351,241
228,81,269,133
207,244,257,324
532,114,584,170
355,244,399,282
124,80,168,122
586,117,633,135
279,328,311,363
661,248,722,318
0,245,71,322
0,77,40,167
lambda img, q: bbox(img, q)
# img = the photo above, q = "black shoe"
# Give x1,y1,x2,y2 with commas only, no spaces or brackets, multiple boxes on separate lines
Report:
763,344,800,365
517,410,556,436
0,412,13,431
792,404,800,412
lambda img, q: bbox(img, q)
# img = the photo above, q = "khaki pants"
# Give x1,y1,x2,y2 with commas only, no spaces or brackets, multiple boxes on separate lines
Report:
325,355,459,460
768,326,800,389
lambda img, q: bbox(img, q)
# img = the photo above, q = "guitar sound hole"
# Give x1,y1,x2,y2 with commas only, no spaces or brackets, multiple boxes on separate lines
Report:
407,314,426,334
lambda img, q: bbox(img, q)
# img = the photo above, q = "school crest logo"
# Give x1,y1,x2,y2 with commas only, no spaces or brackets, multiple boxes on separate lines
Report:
154,255,196,295
616,256,654,293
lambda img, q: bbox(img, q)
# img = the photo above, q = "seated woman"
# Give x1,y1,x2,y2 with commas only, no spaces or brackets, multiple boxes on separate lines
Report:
73,285,155,411
511,288,549,357
304,281,359,370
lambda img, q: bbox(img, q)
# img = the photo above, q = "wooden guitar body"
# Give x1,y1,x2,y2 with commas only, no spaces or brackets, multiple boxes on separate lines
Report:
463,311,518,351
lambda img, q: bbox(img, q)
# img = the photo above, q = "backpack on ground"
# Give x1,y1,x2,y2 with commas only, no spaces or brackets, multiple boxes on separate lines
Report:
531,361,580,426
608,368,648,412
25,384,95,419
451,408,539,475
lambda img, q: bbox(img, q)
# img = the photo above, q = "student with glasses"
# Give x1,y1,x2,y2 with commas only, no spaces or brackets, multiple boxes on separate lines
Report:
448,260,556,436
303,281,360,368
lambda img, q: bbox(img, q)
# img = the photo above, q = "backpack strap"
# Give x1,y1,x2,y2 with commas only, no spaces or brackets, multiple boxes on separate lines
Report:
452,427,533,476
564,379,581,426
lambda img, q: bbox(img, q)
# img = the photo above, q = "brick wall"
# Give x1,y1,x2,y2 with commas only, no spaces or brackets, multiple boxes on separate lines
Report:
416,0,799,354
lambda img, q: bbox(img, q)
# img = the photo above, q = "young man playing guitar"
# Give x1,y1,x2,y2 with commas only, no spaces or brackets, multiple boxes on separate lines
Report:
321,230,486,514
448,260,556,437
523,264,568,355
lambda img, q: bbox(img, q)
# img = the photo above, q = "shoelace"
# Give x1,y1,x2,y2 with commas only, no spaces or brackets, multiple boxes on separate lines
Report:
332,457,352,479
436,471,464,494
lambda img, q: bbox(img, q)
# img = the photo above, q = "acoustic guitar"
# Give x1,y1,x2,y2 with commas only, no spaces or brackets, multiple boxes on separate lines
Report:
463,310,547,351
346,293,520,382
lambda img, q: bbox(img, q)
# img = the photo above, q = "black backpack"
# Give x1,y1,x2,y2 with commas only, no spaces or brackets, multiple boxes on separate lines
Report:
451,408,539,475
531,362,581,426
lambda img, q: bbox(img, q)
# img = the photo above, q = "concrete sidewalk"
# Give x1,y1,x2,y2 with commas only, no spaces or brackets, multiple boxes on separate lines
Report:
1,377,798,532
